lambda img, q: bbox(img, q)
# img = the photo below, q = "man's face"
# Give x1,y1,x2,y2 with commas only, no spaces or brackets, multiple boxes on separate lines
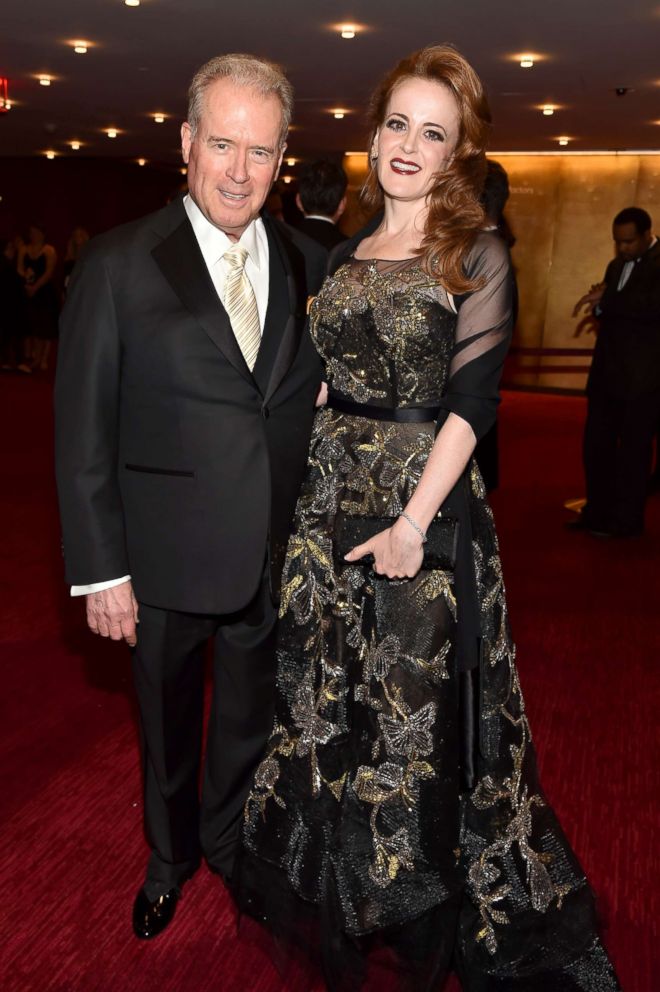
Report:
613,221,651,261
181,78,285,239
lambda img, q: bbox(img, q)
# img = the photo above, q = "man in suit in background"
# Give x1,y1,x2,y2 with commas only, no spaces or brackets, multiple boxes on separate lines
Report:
55,54,325,940
571,207,660,536
295,159,348,250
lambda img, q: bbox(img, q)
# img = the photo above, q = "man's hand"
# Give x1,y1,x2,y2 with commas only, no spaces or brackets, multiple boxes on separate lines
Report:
572,282,606,318
85,580,139,646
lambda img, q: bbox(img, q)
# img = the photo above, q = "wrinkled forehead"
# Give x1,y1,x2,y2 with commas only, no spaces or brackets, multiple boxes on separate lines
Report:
198,78,284,134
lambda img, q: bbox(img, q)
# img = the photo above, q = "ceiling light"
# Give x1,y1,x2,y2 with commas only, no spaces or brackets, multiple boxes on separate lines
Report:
286,157,298,167
73,41,89,54
45,150,56,160
558,136,570,146
340,24,356,39
180,167,187,175
39,75,52,87
70,141,81,150
282,176,293,184
542,105,555,116
125,0,141,6
106,128,118,138
520,55,534,68
137,157,147,166
153,113,165,124
332,109,347,119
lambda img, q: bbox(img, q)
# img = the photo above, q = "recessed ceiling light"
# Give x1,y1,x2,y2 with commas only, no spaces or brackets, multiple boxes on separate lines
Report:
38,75,52,87
332,109,347,119
45,150,56,159
282,176,293,184
340,24,356,39
106,128,118,138
520,55,534,68
286,157,298,167
72,41,89,54
70,140,81,150
180,167,187,175
558,136,570,146
137,157,147,166
153,113,166,124
125,0,141,6
542,104,555,116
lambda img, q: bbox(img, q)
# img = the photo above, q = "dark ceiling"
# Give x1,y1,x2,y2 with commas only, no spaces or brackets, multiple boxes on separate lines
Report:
2,0,660,169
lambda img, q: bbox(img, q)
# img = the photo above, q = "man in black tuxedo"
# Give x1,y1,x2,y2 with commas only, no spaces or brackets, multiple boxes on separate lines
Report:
295,159,348,250
571,207,660,536
55,54,325,939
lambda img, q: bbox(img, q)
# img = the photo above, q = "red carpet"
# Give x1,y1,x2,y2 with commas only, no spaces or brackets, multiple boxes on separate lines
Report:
1,374,658,992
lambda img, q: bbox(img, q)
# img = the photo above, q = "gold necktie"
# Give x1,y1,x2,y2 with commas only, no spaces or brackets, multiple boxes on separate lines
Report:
222,244,261,371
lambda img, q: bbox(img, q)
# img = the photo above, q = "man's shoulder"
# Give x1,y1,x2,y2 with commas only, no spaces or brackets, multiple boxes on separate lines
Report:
273,217,327,265
81,199,183,266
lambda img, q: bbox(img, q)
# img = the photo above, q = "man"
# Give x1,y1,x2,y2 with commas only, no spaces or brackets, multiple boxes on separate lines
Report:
55,54,326,940
571,207,660,536
295,159,348,250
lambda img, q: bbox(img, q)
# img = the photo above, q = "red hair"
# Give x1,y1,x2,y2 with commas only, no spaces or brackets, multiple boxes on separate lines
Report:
363,44,491,294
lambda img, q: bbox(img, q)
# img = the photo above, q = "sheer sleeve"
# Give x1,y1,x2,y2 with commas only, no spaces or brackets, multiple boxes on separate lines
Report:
437,232,513,441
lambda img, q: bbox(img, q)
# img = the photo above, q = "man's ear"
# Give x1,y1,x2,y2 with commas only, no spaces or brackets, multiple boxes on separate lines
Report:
181,122,192,164
333,196,347,223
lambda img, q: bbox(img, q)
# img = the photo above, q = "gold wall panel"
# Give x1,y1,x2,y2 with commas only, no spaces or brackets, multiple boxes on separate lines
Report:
341,152,660,391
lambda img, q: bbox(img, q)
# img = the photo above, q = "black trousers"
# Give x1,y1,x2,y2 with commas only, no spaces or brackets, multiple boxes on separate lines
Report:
583,386,660,533
132,574,277,900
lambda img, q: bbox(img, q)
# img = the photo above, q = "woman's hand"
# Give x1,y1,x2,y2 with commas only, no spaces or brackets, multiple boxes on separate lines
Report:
315,381,328,407
344,517,424,579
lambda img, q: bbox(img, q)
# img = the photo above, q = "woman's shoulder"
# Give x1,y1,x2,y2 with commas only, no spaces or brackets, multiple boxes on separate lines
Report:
465,230,511,278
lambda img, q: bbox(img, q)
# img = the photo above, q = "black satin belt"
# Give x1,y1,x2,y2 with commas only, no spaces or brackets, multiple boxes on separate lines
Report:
326,393,441,423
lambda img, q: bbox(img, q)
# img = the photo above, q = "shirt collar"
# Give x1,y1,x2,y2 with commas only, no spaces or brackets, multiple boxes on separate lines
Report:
305,213,335,225
183,194,266,270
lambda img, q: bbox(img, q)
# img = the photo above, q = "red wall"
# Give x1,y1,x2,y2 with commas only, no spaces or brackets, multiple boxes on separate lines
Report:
0,156,185,280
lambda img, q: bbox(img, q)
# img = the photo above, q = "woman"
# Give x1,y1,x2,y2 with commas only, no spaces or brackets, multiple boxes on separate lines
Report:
18,224,58,371
233,46,620,991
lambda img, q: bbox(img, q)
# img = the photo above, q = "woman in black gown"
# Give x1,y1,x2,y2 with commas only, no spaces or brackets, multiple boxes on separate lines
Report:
233,45,620,991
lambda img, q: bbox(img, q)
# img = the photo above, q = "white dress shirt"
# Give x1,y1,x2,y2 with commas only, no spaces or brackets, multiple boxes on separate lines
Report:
71,195,270,596
617,236,657,291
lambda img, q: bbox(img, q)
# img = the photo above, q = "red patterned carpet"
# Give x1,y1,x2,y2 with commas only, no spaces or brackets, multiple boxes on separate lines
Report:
0,374,658,992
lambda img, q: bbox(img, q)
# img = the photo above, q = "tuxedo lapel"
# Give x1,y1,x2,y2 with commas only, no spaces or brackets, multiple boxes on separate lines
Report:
151,205,254,386
262,217,308,404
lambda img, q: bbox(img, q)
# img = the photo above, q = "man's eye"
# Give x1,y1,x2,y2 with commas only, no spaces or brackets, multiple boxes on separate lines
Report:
214,142,228,150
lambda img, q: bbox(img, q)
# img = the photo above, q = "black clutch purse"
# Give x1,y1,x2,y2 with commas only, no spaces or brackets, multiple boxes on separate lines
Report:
335,513,459,571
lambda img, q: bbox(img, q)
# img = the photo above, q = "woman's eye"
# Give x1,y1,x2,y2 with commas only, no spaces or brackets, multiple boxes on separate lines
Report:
425,130,444,142
386,118,405,131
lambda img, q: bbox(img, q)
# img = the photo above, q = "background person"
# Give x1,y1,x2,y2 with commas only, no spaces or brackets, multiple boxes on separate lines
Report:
17,223,58,371
571,206,660,537
295,158,348,249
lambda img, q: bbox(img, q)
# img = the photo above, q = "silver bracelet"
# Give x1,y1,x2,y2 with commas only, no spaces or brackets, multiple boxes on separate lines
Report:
400,511,427,544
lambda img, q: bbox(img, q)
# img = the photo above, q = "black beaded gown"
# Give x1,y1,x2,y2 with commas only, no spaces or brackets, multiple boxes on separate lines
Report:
233,231,620,991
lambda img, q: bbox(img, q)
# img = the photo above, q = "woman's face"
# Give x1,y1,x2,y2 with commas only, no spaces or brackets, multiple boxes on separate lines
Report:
28,226,45,246
373,77,460,203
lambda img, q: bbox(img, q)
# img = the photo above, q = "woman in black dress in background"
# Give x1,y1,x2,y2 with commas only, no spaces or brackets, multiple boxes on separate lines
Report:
18,224,58,371
233,46,620,991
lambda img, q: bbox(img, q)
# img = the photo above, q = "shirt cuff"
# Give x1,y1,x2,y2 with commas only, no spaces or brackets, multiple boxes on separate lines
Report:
71,576,131,597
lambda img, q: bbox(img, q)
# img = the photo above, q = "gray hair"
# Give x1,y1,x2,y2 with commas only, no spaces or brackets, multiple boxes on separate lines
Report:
187,53,293,146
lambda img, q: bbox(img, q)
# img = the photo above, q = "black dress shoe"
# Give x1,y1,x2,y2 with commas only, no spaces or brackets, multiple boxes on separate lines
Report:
132,886,180,939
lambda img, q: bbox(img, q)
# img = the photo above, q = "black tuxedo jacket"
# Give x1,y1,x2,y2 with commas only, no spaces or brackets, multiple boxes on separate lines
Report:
589,239,660,397
297,216,347,251
55,197,326,614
